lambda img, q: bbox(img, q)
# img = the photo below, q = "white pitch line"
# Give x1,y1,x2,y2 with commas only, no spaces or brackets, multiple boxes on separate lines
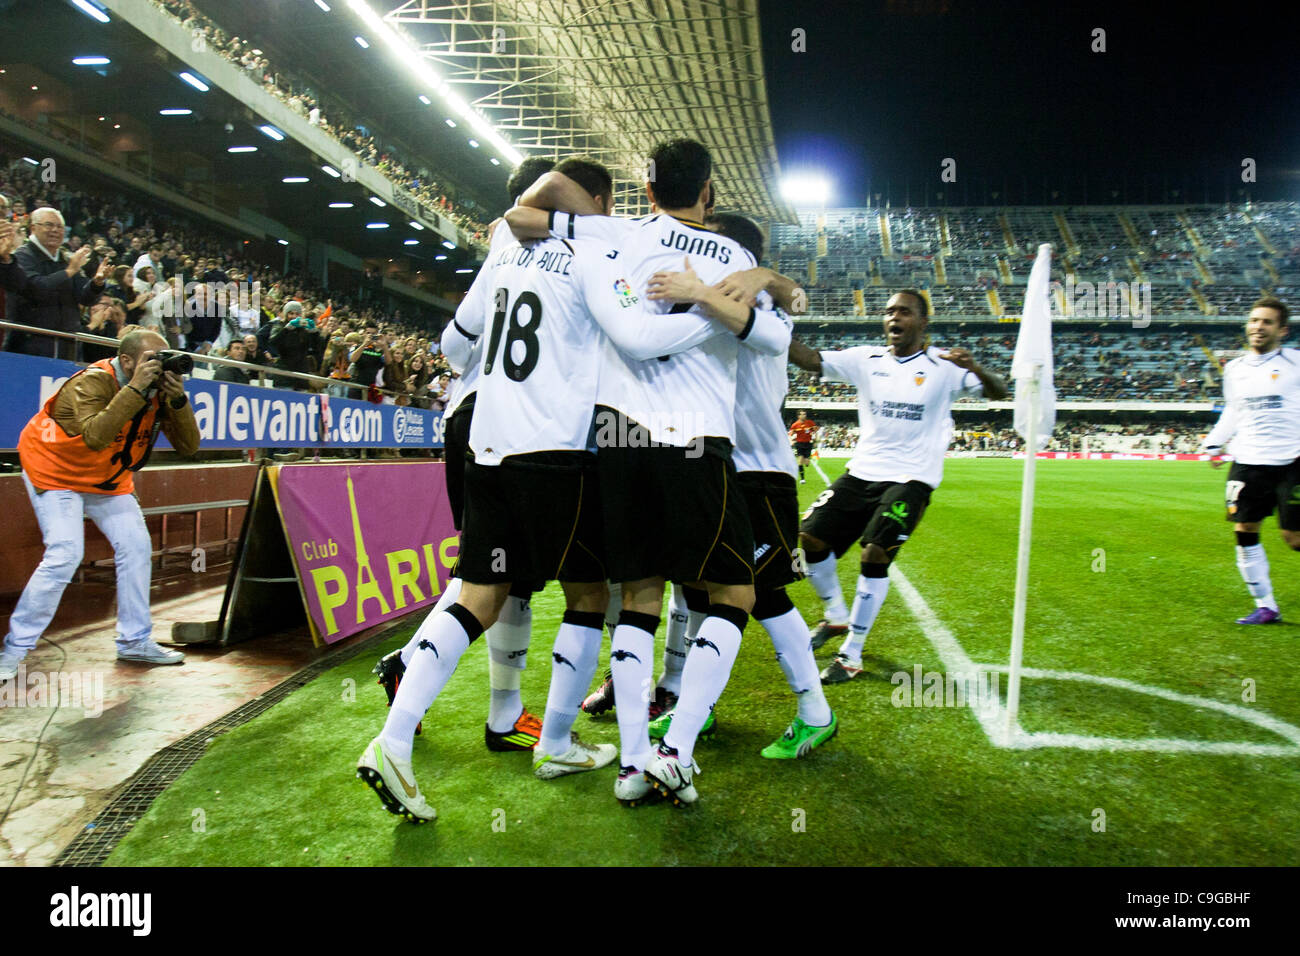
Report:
888,565,1300,757
888,565,1013,747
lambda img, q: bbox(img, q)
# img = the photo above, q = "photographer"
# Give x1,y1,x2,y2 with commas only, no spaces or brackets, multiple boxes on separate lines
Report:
0,330,200,682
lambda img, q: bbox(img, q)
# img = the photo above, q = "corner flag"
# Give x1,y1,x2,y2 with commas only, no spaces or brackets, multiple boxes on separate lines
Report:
1004,242,1056,743
1012,243,1056,449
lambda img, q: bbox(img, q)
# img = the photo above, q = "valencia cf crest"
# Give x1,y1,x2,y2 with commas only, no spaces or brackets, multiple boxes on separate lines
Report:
913,371,927,386
1271,370,1279,381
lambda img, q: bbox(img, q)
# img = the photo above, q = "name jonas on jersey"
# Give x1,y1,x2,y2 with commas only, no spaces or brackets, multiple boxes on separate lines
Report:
660,229,732,264
870,400,925,421
492,244,573,276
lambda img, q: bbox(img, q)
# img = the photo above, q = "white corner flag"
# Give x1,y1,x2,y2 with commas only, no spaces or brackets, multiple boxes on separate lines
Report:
1005,242,1056,743
1012,243,1056,449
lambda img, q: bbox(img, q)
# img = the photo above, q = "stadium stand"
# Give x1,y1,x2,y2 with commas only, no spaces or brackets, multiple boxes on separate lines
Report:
155,0,492,244
1,152,454,408
777,203,1297,427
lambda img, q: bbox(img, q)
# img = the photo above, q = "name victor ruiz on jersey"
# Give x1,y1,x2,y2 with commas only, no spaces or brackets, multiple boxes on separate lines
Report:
491,245,574,276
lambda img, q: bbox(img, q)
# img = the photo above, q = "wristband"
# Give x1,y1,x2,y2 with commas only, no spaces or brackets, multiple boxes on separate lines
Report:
737,307,756,341
126,384,146,400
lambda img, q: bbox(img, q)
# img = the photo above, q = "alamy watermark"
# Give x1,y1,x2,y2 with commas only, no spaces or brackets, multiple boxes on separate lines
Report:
1052,276,1151,328
592,408,707,459
158,280,262,319
0,667,104,717
891,665,1000,711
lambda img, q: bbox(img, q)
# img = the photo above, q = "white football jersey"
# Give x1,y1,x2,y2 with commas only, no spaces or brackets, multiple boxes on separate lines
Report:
442,335,480,419
548,211,764,447
459,234,600,464
734,292,797,477
1204,346,1300,465
460,230,725,464
821,345,982,489
442,222,517,418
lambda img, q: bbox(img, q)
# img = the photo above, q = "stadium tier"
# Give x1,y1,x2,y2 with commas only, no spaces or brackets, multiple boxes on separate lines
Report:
771,202,1300,320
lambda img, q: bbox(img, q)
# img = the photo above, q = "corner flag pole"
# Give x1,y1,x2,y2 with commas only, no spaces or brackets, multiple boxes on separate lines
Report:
1005,370,1039,741
1006,241,1056,743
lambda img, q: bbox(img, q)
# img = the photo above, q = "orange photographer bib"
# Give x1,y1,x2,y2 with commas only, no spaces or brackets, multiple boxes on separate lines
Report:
18,359,160,496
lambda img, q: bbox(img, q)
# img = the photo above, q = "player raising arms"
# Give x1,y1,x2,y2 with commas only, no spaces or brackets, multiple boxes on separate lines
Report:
789,410,818,483
789,290,1007,682
505,139,792,806
1203,296,1300,624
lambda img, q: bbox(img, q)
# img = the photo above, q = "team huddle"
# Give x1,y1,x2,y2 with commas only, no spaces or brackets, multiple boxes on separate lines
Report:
352,140,1295,825
350,138,1008,823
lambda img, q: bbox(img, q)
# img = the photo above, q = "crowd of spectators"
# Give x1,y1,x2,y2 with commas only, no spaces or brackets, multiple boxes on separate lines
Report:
793,421,1210,453
770,202,1300,322
1,155,453,406
157,0,492,244
787,327,1240,402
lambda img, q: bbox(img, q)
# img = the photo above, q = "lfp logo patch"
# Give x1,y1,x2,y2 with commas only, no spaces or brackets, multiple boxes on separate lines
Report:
613,278,638,308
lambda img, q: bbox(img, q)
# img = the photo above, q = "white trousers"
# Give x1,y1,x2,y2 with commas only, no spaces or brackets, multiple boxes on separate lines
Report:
3,474,154,657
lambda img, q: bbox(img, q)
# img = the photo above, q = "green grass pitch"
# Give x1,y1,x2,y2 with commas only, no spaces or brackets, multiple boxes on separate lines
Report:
106,459,1300,866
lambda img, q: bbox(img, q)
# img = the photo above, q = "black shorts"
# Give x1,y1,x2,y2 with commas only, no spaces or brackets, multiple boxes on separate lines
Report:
457,451,605,584
799,472,932,558
740,471,801,591
794,442,814,460
597,413,754,585
1225,459,1300,529
443,395,475,531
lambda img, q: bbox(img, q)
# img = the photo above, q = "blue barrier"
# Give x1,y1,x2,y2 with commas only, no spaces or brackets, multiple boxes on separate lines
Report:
0,351,444,450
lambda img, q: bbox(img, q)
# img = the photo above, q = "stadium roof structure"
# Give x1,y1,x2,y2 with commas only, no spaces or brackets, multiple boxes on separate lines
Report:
382,0,798,223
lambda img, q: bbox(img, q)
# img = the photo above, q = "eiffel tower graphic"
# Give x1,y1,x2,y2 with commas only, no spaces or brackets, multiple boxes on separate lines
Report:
348,470,391,623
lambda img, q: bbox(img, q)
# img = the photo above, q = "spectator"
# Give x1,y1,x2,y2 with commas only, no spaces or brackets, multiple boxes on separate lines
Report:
269,301,318,389
350,323,387,391
4,207,111,360
323,330,355,398
186,282,225,354
213,339,253,384
406,351,432,409
133,243,164,281
81,295,127,363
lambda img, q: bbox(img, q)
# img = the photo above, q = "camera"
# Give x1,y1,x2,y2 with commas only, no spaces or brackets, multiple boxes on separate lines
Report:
156,350,194,375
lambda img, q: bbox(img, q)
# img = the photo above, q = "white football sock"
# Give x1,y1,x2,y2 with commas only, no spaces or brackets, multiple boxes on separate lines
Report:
664,613,743,767
382,608,475,761
610,622,656,770
401,576,462,665
1236,544,1277,610
839,573,890,663
538,619,603,757
659,585,689,695
486,595,532,733
760,606,832,726
806,554,849,624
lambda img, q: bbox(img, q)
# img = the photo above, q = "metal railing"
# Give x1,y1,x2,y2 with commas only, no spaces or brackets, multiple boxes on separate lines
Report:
0,321,373,395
